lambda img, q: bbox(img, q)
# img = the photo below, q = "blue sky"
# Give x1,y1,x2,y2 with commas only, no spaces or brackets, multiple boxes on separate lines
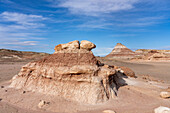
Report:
0,0,170,56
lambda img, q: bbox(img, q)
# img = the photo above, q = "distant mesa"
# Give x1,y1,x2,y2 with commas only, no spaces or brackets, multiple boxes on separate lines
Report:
106,43,137,59
10,40,129,104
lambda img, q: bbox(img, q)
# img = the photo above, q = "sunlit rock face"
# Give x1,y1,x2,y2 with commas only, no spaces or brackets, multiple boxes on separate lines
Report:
10,40,126,104
106,43,137,59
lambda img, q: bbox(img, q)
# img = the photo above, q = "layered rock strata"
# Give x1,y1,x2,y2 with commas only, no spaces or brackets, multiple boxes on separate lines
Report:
106,43,137,59
134,49,170,61
10,40,126,104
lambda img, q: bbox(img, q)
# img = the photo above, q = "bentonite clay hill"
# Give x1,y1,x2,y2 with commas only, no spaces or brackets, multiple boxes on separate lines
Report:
106,43,137,59
9,40,127,104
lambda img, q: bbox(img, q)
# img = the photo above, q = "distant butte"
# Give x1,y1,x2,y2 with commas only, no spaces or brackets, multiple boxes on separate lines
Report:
106,43,137,59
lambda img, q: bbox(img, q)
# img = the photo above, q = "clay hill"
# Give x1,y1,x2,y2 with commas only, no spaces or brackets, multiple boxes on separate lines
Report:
106,43,137,59
0,49,49,62
9,40,129,104
133,49,170,61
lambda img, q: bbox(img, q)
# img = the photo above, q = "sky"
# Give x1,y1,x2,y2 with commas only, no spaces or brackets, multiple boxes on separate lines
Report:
0,0,170,56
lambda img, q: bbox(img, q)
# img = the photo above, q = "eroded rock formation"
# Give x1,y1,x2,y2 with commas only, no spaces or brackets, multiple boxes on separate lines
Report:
134,49,170,61
106,43,137,59
10,40,127,104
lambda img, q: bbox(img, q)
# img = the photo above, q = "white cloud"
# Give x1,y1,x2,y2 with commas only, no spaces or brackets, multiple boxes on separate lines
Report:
58,0,138,16
4,41,38,46
0,12,47,49
0,12,46,27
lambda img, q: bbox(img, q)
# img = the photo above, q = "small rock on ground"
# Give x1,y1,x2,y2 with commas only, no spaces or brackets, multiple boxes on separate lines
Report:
103,110,116,113
154,106,170,113
160,92,170,99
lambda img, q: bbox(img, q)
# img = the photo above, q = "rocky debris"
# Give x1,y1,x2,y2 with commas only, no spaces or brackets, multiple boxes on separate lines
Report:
160,92,170,99
103,110,116,113
154,106,170,113
106,43,137,59
38,100,46,108
10,40,127,104
114,66,136,78
146,53,168,61
80,40,96,50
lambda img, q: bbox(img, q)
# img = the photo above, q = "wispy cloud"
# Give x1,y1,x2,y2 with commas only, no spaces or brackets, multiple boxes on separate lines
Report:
4,41,38,46
58,0,139,16
0,12,46,27
0,12,47,50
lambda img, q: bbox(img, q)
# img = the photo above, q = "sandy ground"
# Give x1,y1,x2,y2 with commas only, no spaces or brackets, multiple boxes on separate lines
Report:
0,61,170,113
98,58,170,84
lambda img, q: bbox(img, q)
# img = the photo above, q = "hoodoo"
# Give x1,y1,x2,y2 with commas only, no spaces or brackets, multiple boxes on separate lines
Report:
106,43,137,59
10,40,126,104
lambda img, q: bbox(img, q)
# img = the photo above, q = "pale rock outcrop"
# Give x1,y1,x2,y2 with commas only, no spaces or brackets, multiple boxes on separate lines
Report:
10,40,127,104
103,110,116,113
54,40,79,52
160,92,170,99
154,106,170,113
80,40,96,50
114,66,136,78
134,49,170,61
38,100,46,108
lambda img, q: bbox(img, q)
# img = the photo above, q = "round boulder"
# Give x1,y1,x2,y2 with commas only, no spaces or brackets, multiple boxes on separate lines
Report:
80,40,96,50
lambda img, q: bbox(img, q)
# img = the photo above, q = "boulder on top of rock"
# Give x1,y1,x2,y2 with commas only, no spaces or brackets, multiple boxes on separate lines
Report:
80,40,96,50
10,40,127,104
54,40,79,52
106,43,137,59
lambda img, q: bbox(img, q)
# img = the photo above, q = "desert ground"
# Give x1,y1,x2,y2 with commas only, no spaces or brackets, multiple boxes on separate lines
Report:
0,58,169,113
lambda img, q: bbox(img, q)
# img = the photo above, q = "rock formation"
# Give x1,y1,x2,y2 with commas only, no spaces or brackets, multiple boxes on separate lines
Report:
133,49,170,61
136,49,170,54
106,43,137,59
10,40,127,104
